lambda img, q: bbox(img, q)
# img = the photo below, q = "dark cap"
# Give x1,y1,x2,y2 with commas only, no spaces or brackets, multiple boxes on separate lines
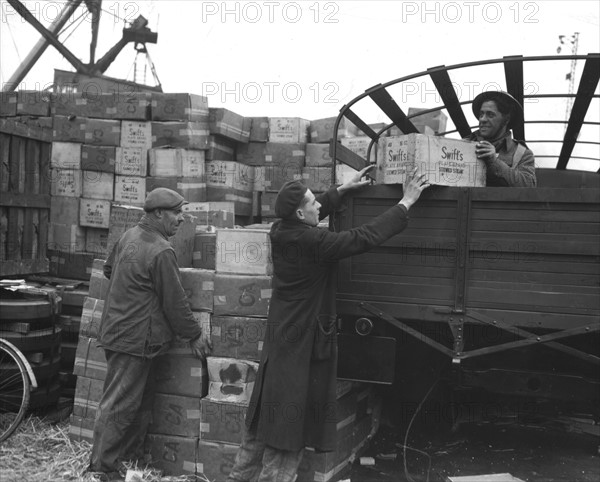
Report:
472,91,524,130
144,187,188,212
275,180,308,219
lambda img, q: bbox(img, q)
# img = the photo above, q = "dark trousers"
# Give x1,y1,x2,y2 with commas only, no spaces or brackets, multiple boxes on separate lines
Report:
89,350,157,473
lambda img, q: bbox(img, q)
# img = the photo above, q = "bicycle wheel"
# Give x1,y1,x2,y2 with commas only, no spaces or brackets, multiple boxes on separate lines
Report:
0,341,30,442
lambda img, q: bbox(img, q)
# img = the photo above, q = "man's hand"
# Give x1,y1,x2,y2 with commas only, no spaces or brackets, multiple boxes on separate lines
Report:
337,165,375,195
475,141,497,164
399,168,430,211
190,331,212,359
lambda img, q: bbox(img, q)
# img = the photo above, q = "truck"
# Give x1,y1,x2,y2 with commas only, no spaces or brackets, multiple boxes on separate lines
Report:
330,54,600,416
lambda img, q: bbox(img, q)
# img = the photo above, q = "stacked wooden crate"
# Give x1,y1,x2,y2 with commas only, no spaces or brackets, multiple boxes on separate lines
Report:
186,227,271,479
236,117,309,224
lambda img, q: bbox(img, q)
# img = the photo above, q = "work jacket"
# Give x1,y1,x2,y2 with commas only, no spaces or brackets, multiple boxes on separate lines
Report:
99,216,202,357
466,130,537,187
246,187,410,451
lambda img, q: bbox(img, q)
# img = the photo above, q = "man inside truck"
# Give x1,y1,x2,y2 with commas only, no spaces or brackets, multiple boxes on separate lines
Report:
466,91,537,187
226,168,429,482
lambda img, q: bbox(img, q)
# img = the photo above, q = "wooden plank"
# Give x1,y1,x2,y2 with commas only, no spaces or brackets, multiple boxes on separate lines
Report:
503,55,525,141
38,141,50,258
470,186,600,203
0,192,51,208
0,207,6,260
0,133,9,193
558,55,600,169
0,258,49,277
367,87,419,134
0,118,53,142
470,218,599,235
468,268,598,288
470,254,599,275
428,66,472,138
22,139,37,260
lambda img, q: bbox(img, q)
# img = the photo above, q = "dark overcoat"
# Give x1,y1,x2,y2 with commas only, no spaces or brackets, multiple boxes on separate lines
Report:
246,187,409,451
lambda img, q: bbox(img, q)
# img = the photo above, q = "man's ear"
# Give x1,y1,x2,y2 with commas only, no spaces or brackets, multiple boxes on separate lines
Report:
295,208,305,220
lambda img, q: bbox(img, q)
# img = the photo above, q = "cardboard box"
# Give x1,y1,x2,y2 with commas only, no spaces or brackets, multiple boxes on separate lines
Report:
206,357,258,404
106,204,145,253
151,121,210,149
196,440,239,480
89,259,110,300
0,91,17,116
151,393,202,437
120,120,153,150
236,142,305,167
82,171,114,200
249,116,270,142
52,115,86,143
183,202,235,229
213,273,272,317
50,196,79,224
407,107,448,134
260,191,277,217
148,148,205,177
79,198,111,228
146,176,207,203
151,93,209,122
389,124,434,137
169,216,196,268
50,168,82,197
83,119,120,146
305,143,332,167
206,135,236,161
114,175,146,205
254,157,304,192
81,145,116,172
47,223,85,253
205,161,254,216
51,142,81,169
209,108,251,143
335,164,359,185
301,166,332,193
73,335,107,380
48,250,96,280
215,229,272,276
205,187,253,217
145,434,198,476
79,297,104,340
16,90,51,116
85,227,109,256
115,147,147,176
69,414,95,443
377,134,485,187
52,92,150,120
192,232,217,270
205,161,254,191
199,398,246,445
210,316,267,361
179,268,215,312
268,117,310,143
310,116,358,143
73,376,104,420
341,136,378,163
154,352,208,398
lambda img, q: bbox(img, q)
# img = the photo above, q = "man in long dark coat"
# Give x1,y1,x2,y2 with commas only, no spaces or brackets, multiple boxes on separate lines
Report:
227,167,429,481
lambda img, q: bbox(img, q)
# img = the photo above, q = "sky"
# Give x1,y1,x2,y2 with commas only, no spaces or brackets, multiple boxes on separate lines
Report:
1,0,599,168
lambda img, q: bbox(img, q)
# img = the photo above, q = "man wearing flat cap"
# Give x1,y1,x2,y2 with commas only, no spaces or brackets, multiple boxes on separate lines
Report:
466,90,536,187
227,167,429,482
89,188,212,480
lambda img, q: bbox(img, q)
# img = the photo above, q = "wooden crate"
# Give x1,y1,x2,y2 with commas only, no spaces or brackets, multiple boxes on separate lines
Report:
0,118,52,276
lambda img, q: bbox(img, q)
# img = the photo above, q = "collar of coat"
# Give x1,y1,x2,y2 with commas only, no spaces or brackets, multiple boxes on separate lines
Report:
138,214,171,241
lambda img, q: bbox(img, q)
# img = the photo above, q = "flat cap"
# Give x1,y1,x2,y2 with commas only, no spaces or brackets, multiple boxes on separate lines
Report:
275,180,308,219
144,187,188,212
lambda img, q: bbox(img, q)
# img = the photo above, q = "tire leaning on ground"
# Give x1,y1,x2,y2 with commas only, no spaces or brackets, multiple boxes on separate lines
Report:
0,339,31,442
